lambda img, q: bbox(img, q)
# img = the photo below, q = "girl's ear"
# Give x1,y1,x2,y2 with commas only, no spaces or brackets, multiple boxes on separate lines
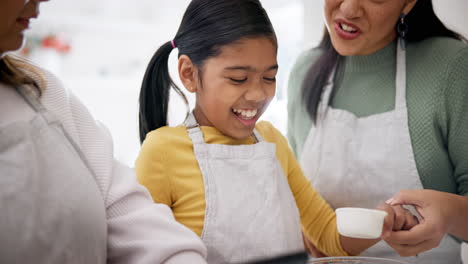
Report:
178,55,198,93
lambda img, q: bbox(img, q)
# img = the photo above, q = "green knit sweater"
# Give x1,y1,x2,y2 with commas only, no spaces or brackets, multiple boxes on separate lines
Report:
287,37,468,196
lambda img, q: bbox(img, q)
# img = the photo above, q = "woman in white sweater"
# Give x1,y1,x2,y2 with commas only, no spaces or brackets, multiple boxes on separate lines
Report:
0,1,207,263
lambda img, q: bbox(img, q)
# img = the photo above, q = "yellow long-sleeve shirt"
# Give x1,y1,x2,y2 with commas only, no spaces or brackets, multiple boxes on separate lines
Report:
136,121,348,256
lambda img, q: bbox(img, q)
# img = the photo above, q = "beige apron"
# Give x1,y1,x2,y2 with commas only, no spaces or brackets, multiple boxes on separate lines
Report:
0,85,107,263
185,113,303,264
299,41,462,263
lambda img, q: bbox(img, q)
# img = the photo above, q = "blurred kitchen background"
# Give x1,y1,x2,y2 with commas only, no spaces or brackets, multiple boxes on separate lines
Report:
20,0,467,259
21,0,328,166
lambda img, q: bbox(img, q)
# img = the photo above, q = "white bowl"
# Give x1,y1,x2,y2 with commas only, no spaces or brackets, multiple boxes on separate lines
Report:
336,208,388,239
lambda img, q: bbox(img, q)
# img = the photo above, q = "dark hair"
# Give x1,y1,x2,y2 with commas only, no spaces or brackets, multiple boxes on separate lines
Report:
302,0,462,122
139,0,276,143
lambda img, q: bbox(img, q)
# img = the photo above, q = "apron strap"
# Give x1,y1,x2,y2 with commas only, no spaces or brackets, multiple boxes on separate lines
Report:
185,113,205,145
15,84,97,180
184,111,198,128
16,85,60,125
252,129,264,143
16,85,46,112
317,68,337,122
395,38,407,110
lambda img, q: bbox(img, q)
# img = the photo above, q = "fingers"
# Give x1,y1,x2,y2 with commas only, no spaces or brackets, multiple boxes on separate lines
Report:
403,212,419,230
377,203,394,237
391,205,420,231
379,204,415,238
391,205,407,231
387,189,426,207
385,222,443,245
386,238,441,257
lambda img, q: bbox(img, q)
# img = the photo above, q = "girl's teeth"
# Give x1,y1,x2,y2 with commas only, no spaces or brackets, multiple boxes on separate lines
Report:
232,108,258,119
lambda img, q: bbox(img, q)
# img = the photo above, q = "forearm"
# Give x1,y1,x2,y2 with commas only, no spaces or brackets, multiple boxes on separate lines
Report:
339,235,379,256
292,173,348,256
448,194,468,240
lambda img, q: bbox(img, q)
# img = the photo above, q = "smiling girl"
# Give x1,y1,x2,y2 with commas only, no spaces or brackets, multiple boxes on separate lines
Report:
135,0,416,263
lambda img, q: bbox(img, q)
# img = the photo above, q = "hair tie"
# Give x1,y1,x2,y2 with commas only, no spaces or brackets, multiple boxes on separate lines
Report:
171,40,177,49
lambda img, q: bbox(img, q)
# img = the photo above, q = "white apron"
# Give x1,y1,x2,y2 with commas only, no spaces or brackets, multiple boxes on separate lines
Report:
299,41,462,263
185,113,304,264
0,85,107,263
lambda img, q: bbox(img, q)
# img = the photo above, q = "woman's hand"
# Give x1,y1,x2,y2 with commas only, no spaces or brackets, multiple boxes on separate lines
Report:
383,189,468,256
377,203,419,237
334,204,418,257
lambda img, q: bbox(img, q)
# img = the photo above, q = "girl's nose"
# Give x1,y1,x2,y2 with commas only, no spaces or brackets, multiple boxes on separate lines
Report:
244,84,269,103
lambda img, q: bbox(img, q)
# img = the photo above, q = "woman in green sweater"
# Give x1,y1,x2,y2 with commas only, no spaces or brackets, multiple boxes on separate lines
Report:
287,0,468,263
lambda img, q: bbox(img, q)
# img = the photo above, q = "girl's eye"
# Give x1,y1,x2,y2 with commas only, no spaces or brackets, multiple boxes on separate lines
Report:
264,77,276,83
229,78,248,84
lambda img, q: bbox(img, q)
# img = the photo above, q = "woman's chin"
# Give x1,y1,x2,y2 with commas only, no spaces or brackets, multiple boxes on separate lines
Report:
0,35,26,54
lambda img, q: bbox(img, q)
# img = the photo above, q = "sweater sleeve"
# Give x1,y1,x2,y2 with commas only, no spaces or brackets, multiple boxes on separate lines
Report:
267,123,348,256
41,71,207,264
439,46,468,196
105,160,207,264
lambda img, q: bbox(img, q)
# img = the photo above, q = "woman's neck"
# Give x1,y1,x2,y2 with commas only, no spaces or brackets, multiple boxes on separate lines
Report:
343,40,397,73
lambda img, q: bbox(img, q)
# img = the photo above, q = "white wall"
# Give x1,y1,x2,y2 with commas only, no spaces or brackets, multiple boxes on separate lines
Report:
302,0,325,49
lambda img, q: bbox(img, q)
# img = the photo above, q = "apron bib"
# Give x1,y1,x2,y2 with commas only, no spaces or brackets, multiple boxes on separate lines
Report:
0,85,107,263
185,113,303,263
299,41,461,263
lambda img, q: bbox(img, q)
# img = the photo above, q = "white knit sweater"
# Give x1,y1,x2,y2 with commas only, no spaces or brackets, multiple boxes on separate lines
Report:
0,68,207,264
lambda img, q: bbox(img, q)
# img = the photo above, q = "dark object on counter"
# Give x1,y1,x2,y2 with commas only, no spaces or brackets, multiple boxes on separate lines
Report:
239,251,309,264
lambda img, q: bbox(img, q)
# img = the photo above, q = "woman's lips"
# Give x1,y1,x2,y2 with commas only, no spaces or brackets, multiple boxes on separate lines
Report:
334,20,362,40
16,18,31,29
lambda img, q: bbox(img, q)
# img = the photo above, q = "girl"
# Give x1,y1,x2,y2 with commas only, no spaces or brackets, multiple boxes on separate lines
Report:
136,0,416,263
